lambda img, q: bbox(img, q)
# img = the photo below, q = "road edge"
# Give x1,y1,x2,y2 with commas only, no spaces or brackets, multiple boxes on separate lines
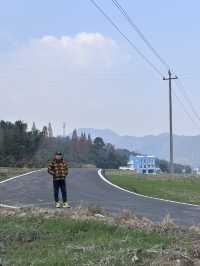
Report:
0,169,43,209
98,169,200,208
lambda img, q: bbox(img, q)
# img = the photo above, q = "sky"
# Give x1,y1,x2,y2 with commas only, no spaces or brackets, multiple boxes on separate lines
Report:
0,0,200,136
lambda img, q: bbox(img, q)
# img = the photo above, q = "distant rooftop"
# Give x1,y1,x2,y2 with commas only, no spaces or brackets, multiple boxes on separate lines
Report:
130,154,156,159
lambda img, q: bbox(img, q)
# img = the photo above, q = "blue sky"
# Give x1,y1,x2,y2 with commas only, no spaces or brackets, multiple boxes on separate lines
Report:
0,0,200,136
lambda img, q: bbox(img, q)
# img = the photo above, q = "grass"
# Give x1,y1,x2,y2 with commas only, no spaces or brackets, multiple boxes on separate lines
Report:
0,215,174,266
0,167,36,181
105,170,200,205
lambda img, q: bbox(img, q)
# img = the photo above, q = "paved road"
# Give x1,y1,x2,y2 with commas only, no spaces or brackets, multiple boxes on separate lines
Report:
0,168,200,225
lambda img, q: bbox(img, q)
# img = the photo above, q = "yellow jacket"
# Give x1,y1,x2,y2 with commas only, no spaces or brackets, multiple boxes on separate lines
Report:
48,159,68,180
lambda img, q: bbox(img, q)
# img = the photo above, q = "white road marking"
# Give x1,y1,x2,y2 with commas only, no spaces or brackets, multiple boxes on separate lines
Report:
0,203,20,209
0,169,43,184
0,169,43,209
98,169,200,208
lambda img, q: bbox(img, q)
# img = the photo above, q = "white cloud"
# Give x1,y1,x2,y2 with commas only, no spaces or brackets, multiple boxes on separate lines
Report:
14,32,120,70
0,32,131,134
1,32,181,136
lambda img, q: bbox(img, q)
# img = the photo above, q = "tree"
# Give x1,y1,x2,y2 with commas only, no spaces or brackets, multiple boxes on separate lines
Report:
31,122,37,132
159,160,169,173
72,129,78,141
159,159,192,174
42,126,48,138
71,129,79,162
88,134,92,145
0,120,44,167
78,133,88,162
48,123,53,138
93,137,105,150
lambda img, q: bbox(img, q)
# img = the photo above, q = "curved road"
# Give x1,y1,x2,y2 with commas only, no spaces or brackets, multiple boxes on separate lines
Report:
0,168,200,226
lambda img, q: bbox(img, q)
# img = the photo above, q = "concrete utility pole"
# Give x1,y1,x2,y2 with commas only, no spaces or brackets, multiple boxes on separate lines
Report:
163,70,178,174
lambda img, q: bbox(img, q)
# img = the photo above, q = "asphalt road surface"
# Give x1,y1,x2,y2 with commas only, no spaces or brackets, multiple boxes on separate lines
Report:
0,168,200,226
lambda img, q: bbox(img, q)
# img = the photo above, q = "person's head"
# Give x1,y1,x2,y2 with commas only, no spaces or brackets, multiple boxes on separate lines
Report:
54,152,63,161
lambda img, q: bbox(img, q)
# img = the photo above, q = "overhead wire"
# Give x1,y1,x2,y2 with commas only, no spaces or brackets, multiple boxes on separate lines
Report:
110,0,200,130
175,79,200,123
111,0,170,70
89,0,200,131
89,0,164,78
172,89,200,130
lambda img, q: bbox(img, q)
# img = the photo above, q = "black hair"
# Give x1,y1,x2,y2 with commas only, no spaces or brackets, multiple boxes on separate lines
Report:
55,152,62,156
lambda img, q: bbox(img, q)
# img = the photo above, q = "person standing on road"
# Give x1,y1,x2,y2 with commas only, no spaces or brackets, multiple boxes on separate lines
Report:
48,152,70,208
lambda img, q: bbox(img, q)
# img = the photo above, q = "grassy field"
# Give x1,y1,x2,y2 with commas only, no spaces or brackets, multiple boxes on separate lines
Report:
0,214,175,266
0,167,36,181
105,170,200,205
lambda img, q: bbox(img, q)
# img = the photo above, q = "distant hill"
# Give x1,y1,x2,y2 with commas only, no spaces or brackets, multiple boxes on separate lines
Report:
75,128,200,167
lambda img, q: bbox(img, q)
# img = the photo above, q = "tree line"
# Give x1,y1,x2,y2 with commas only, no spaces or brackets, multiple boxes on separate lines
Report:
0,120,192,173
0,121,128,169
158,159,191,174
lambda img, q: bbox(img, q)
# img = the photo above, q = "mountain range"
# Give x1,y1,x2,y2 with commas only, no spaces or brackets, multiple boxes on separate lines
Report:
75,128,200,167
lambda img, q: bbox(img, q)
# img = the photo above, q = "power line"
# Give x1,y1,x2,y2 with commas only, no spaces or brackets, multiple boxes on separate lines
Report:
175,79,200,123
111,0,200,131
111,0,170,70
172,89,200,130
89,0,164,78
89,0,200,134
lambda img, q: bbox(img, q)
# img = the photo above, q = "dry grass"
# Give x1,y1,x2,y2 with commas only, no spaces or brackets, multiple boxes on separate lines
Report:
0,206,173,266
1,206,200,265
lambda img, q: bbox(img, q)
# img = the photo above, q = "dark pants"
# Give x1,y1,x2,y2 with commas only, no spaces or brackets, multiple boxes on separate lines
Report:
53,179,67,203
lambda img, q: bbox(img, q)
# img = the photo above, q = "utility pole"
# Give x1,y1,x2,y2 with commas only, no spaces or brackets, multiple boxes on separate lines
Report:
163,70,178,174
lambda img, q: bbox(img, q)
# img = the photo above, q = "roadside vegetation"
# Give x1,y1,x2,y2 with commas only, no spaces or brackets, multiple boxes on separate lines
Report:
0,120,192,174
0,216,171,266
0,120,128,169
1,207,200,266
0,167,36,181
105,170,200,205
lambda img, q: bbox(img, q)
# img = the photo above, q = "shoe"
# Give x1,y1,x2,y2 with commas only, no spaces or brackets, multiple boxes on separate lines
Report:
55,202,61,208
63,202,70,208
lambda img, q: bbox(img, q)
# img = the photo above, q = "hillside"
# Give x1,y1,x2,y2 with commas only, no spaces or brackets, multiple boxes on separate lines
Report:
76,128,200,167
